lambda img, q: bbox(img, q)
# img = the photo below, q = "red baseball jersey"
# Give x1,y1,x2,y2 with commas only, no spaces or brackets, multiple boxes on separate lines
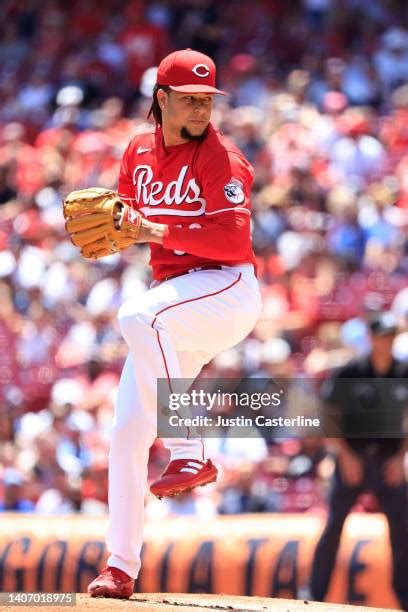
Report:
118,123,257,280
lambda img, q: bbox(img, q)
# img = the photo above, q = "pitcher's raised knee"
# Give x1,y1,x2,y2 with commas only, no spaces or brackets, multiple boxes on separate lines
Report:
117,301,156,341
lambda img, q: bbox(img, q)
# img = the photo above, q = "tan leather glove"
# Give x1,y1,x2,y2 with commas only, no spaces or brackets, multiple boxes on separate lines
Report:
63,188,142,259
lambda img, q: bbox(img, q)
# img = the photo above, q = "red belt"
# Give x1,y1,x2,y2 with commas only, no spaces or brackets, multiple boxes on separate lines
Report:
162,265,223,282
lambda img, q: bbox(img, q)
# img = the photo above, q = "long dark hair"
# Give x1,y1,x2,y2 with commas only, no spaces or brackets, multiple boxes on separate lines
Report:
147,84,171,125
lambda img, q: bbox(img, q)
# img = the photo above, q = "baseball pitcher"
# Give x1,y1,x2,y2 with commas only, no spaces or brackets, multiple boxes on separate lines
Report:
64,49,262,599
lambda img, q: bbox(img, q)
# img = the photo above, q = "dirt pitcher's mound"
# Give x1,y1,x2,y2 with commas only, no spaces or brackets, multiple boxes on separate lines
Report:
0,593,399,612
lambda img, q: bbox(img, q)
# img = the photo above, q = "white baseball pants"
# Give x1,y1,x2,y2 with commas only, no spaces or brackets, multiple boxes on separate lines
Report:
106,263,262,578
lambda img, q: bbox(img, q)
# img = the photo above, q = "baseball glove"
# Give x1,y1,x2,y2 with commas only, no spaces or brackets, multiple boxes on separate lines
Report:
63,188,142,259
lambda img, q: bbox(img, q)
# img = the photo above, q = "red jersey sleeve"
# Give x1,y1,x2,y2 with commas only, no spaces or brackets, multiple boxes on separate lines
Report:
201,149,253,216
117,142,136,206
162,150,254,261
162,211,251,261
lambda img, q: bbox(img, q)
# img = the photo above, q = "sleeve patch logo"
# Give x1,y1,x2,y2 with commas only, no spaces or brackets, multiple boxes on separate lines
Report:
223,178,245,204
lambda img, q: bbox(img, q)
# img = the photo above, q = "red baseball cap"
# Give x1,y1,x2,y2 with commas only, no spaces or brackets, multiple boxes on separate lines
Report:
156,49,226,95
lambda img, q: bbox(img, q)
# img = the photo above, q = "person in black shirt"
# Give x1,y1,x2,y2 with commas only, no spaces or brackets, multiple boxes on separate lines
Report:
310,312,408,609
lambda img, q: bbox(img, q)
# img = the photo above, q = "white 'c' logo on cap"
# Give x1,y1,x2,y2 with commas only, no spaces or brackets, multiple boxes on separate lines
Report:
192,63,210,78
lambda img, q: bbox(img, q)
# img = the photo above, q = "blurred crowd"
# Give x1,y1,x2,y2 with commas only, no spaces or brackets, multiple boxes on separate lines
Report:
0,0,407,516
